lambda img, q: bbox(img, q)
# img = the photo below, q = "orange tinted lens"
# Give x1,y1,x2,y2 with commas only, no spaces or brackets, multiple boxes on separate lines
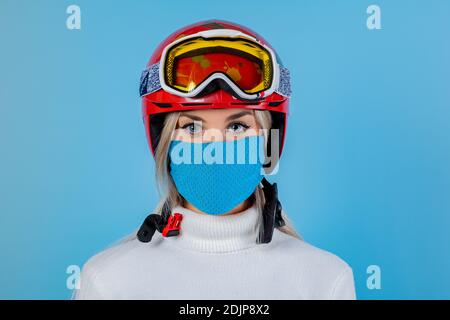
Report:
171,52,264,92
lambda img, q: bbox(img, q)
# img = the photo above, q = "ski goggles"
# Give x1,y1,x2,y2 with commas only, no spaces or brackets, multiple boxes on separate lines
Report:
139,29,291,100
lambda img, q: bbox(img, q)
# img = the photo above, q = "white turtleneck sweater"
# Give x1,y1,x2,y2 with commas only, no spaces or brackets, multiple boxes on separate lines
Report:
73,205,356,300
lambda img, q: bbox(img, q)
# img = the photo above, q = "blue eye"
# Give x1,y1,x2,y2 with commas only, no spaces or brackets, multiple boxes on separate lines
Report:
227,122,250,134
182,122,202,135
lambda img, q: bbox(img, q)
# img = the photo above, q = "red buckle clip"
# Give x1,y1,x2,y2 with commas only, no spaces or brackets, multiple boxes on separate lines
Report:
162,213,183,237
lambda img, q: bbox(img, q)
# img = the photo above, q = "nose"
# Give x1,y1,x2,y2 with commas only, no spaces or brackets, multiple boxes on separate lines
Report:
202,128,227,143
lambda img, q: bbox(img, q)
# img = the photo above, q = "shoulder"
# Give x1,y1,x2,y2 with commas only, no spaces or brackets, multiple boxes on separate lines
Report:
268,229,356,299
271,229,351,270
82,236,143,273
74,233,164,299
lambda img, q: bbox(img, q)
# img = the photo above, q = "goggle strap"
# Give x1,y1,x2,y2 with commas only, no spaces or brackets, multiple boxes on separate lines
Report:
139,63,161,97
277,65,292,98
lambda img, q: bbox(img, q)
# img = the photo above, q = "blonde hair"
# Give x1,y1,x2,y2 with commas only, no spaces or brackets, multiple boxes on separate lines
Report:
154,110,301,242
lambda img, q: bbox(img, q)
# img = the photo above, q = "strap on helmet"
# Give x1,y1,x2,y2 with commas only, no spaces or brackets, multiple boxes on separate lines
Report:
260,178,286,244
137,180,286,244
137,202,172,243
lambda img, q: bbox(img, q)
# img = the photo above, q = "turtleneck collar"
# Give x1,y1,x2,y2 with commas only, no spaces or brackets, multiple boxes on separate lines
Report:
164,205,261,253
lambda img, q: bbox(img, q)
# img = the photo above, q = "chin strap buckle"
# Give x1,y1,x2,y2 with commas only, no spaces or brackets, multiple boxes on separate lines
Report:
162,213,183,237
137,203,182,243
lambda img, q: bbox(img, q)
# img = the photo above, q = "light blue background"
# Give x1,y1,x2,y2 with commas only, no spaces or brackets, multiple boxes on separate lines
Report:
1,0,449,299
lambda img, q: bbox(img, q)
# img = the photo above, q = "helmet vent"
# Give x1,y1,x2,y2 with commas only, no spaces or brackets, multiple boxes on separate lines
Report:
153,102,173,108
180,103,212,107
268,101,283,107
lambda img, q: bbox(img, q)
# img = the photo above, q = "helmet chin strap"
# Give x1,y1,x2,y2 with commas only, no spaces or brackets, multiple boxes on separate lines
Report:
136,179,285,244
137,202,172,243
260,177,286,244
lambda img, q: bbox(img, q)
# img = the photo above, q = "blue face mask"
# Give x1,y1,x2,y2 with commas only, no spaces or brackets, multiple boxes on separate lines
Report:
169,135,265,215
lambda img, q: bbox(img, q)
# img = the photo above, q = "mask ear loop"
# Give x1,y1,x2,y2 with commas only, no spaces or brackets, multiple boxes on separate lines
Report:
260,178,286,244
137,201,176,243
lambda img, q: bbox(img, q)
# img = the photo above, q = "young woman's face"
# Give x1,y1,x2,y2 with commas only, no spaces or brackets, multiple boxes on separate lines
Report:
173,108,261,142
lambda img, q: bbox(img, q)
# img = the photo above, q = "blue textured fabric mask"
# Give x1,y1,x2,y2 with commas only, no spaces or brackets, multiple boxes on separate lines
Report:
169,135,265,215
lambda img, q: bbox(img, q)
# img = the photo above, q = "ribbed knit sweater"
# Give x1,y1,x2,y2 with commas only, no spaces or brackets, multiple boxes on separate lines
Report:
74,205,356,299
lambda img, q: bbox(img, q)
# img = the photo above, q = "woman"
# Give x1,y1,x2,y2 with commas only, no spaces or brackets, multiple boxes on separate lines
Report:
74,20,356,300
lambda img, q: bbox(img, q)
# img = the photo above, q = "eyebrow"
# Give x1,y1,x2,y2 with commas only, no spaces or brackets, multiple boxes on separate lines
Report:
178,114,205,122
225,110,254,122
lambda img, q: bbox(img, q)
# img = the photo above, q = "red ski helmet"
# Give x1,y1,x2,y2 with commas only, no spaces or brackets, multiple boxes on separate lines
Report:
139,20,291,155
